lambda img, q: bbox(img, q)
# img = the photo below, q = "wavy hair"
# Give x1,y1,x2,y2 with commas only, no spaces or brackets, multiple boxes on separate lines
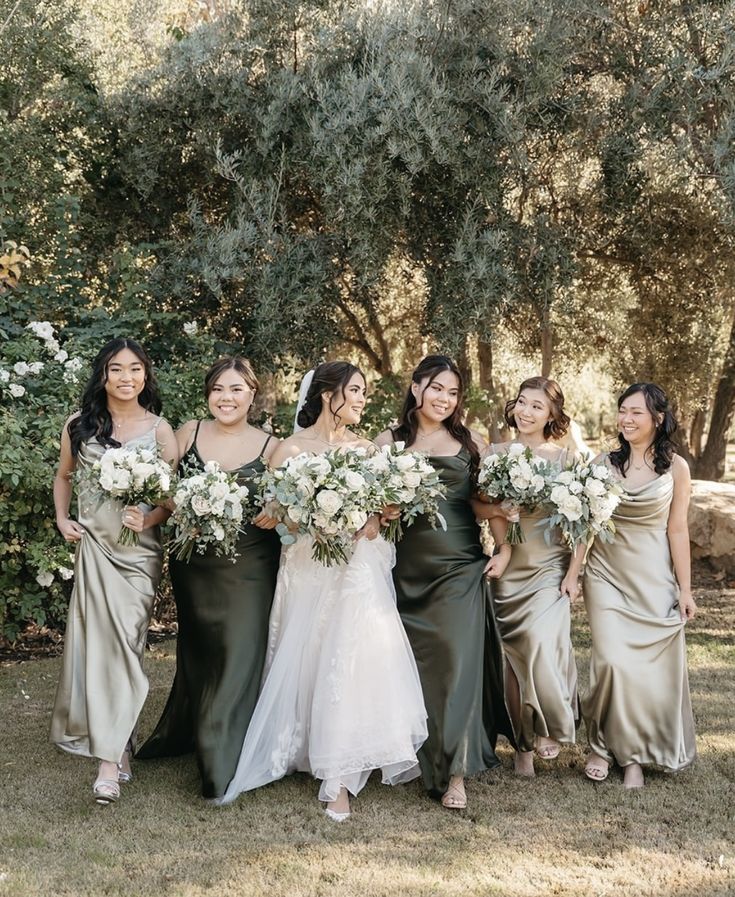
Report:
393,354,480,477
609,382,678,475
504,376,570,440
68,338,161,456
296,361,365,429
204,356,259,398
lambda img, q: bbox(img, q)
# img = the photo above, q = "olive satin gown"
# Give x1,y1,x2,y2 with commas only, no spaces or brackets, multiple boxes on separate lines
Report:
492,495,579,752
582,468,696,770
51,428,164,763
137,429,280,798
392,449,515,797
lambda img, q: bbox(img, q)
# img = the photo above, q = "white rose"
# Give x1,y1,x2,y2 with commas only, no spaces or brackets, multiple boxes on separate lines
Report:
36,571,54,588
45,337,60,354
569,480,584,494
307,456,331,477
367,452,390,473
28,361,44,374
510,469,532,490
54,349,69,363
296,476,316,496
191,494,212,516
346,509,368,532
556,470,574,486
395,453,417,471
212,523,225,541
402,471,422,488
591,464,609,480
203,460,220,474
9,383,25,397
531,474,546,493
508,443,525,456
65,357,84,372
58,567,74,580
550,484,571,506
557,494,583,521
344,470,366,491
187,475,206,490
0,369,9,382
209,481,230,501
111,470,132,491
99,471,115,491
210,500,226,516
13,361,30,376
183,321,198,336
132,462,157,486
316,489,343,516
158,471,171,493
584,478,606,497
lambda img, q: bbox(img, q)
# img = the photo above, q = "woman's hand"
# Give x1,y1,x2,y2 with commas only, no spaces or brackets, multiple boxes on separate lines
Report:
500,499,521,523
484,544,511,579
379,504,401,526
560,571,582,603
57,517,85,543
678,590,697,623
355,514,381,541
122,505,146,533
253,510,280,530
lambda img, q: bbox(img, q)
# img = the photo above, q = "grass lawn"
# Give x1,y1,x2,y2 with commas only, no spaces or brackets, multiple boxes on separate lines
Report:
0,566,733,897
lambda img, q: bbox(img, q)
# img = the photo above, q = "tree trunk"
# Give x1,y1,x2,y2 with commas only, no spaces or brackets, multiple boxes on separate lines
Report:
689,407,707,458
540,322,553,377
694,311,735,480
478,338,504,441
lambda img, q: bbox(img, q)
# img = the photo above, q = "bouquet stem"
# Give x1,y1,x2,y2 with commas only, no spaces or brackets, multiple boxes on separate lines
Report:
382,517,405,544
505,520,525,545
117,525,140,547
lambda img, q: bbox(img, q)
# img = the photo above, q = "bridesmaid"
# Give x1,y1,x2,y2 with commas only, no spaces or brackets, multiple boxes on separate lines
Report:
480,377,580,777
51,338,178,804
375,354,514,810
137,357,281,799
570,382,697,788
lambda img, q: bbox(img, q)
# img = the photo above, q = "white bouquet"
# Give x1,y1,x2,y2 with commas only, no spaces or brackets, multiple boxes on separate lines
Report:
79,445,172,546
477,443,552,544
540,460,624,549
365,442,447,542
169,460,253,563
256,447,379,566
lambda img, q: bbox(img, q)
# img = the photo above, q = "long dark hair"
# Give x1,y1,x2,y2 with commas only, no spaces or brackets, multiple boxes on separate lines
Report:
393,354,480,476
296,361,365,429
68,338,161,456
609,382,678,475
504,376,570,440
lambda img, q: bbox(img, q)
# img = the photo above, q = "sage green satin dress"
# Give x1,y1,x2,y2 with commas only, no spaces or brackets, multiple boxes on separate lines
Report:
582,469,696,770
51,430,164,763
393,449,514,797
493,506,578,752
137,433,280,799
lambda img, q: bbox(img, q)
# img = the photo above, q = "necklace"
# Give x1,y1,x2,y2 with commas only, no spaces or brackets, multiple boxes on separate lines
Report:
631,455,652,471
416,425,444,440
306,429,348,447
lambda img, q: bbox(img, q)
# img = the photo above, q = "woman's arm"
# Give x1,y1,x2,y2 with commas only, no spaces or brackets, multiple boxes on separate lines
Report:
560,544,586,603
668,455,696,622
54,415,85,543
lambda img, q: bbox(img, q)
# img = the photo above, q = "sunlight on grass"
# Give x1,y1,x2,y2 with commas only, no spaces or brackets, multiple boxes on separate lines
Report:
0,579,733,897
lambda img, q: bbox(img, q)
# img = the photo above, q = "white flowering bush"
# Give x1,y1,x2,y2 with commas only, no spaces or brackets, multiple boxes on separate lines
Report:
477,443,553,544
0,321,94,639
169,460,253,562
365,442,446,542
256,447,381,566
540,460,625,549
77,446,173,546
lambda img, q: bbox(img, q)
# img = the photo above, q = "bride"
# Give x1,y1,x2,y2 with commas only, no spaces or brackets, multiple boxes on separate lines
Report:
215,361,427,820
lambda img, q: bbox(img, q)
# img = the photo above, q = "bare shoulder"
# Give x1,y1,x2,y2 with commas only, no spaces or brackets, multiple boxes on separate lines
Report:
269,435,309,467
670,453,691,484
176,419,198,439
63,411,80,428
374,429,394,448
155,417,176,439
255,428,281,462
591,451,608,466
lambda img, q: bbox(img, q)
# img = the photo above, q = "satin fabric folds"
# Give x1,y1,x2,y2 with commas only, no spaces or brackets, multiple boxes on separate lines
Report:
493,508,578,751
137,442,280,799
51,433,163,763
393,450,514,797
582,471,696,771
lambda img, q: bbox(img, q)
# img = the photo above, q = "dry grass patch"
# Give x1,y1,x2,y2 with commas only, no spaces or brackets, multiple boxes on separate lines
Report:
0,568,733,897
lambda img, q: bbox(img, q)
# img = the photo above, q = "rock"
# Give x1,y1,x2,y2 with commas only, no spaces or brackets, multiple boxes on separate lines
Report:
689,480,735,574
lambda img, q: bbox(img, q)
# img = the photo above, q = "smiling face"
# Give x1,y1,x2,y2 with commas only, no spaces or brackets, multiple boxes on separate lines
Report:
618,391,659,447
104,348,146,403
207,369,254,426
412,369,460,424
324,371,366,426
513,387,553,440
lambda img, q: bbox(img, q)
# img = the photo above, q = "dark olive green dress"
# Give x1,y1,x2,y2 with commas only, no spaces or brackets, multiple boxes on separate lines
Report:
137,429,280,798
393,449,514,797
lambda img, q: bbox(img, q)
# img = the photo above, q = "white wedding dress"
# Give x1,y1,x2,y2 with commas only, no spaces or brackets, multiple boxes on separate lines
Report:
217,534,428,804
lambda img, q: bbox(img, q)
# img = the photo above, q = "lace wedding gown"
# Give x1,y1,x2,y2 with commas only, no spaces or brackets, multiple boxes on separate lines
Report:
217,534,428,804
